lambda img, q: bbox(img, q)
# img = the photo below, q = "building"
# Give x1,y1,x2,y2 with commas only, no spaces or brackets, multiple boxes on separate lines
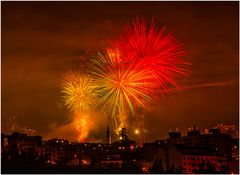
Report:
216,124,239,139
156,144,229,174
2,132,42,161
2,124,236,174
40,138,70,164
167,127,232,158
100,154,123,169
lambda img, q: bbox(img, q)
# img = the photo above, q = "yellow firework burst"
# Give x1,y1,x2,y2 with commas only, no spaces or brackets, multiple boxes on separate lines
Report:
61,71,96,113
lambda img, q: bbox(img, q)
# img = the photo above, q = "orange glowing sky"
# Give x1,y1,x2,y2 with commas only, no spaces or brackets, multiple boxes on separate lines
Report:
1,2,239,142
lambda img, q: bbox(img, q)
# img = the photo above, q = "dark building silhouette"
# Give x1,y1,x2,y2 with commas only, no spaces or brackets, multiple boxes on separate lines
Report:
169,129,181,139
2,132,42,161
156,144,229,174
166,126,232,158
1,124,238,174
187,126,200,137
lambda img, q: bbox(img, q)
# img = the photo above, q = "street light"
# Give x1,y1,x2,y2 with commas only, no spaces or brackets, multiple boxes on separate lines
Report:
135,129,139,135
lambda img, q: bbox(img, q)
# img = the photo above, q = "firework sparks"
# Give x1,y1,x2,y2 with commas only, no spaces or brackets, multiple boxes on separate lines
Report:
118,17,189,93
61,71,96,142
61,17,190,141
61,71,95,113
88,48,156,129
74,113,92,142
5,115,36,135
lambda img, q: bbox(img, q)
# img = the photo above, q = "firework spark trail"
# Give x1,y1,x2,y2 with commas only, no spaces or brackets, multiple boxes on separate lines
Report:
88,48,157,129
61,71,96,142
158,80,237,94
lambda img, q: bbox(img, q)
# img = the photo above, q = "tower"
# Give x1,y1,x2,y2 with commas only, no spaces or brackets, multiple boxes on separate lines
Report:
106,124,110,144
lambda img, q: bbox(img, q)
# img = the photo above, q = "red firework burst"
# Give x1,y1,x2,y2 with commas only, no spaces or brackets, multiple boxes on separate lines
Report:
117,17,190,93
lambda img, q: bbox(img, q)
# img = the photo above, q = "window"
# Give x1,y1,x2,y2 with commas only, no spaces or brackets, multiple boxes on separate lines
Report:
184,162,186,166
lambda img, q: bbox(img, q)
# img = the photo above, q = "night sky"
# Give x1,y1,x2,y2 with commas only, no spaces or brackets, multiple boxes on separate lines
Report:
2,2,239,142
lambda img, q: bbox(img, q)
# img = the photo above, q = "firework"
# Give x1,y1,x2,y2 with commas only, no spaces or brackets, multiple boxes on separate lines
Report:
74,113,92,142
61,71,96,113
61,71,96,142
118,17,189,92
88,48,157,129
5,115,36,135
60,17,190,142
